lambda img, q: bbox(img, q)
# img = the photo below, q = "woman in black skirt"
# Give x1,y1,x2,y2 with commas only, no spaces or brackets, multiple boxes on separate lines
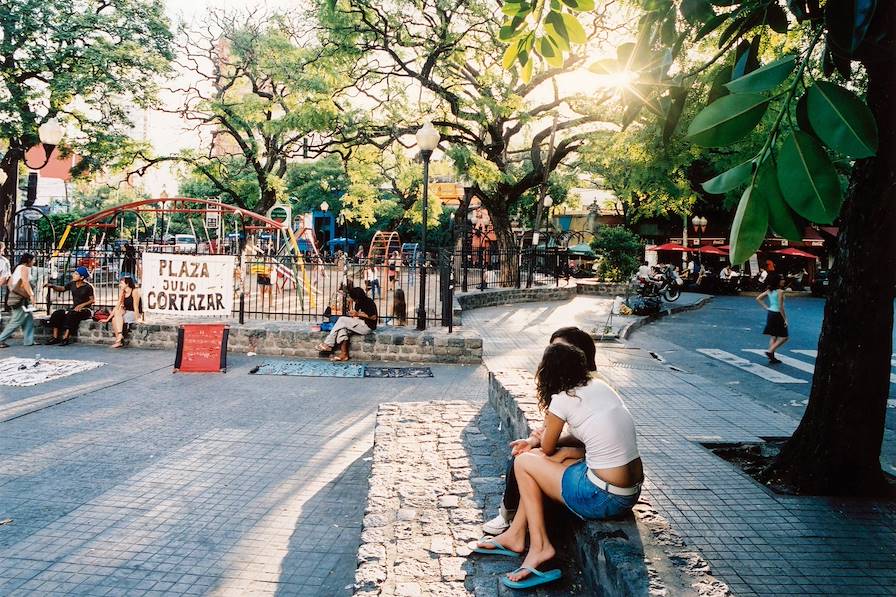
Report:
756,273,788,363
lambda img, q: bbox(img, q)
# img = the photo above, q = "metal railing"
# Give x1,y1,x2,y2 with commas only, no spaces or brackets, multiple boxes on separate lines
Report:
6,244,449,326
454,246,569,292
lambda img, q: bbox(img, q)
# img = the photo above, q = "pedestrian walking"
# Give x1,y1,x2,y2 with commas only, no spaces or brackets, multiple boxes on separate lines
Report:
0,253,37,348
756,272,788,363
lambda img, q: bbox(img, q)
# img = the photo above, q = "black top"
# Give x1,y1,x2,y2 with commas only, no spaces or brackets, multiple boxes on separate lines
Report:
355,296,378,330
123,293,136,312
65,281,95,309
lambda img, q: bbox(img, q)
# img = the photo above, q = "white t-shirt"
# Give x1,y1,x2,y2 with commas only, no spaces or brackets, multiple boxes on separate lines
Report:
548,378,640,470
9,264,26,289
637,265,652,279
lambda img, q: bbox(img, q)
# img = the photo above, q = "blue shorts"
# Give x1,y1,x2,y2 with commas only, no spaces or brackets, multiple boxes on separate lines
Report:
561,461,639,520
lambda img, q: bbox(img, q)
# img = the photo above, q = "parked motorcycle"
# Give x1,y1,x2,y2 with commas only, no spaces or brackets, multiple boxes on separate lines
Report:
633,266,681,302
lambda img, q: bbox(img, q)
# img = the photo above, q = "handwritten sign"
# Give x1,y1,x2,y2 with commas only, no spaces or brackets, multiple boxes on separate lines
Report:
174,324,229,373
142,253,235,317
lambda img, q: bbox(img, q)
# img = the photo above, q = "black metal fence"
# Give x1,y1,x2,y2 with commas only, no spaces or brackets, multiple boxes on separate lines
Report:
453,246,569,292
7,241,573,327
6,244,449,326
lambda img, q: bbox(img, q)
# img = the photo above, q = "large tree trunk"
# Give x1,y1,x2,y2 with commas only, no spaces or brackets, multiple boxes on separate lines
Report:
487,201,519,288
0,152,19,244
769,15,896,496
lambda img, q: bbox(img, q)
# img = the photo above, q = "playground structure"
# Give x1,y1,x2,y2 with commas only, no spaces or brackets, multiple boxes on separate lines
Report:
30,198,335,314
367,230,401,262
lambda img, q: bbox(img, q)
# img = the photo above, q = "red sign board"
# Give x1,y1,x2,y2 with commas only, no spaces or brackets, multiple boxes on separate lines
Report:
174,324,229,373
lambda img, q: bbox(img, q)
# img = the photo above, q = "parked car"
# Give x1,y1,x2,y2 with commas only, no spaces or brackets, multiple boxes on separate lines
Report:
811,270,831,297
173,234,198,253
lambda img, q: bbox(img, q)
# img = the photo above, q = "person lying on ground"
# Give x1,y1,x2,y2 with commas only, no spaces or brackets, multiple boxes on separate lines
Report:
472,342,643,590
110,275,143,348
316,286,377,361
482,325,596,535
44,266,95,346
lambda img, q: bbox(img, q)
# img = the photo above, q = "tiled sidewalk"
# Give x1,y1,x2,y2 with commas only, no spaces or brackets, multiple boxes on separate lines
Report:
0,346,488,596
465,300,896,596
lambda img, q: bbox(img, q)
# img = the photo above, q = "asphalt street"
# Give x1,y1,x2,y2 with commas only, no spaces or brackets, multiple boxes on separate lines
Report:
627,294,896,433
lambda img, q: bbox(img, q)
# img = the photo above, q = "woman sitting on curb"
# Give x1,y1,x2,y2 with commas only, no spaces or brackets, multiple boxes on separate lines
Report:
482,326,595,536
471,342,643,590
110,275,143,348
316,286,378,361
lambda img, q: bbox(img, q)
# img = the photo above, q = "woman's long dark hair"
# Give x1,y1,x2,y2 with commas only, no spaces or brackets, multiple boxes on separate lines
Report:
766,272,781,290
348,286,368,302
535,343,591,411
550,326,597,371
120,275,137,289
18,253,34,266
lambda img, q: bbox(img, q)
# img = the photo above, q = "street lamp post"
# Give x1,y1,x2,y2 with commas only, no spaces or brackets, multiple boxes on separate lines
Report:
692,215,708,270
415,121,440,330
0,118,64,242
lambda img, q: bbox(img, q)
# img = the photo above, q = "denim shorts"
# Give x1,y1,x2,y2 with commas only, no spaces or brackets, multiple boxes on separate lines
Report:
561,461,639,520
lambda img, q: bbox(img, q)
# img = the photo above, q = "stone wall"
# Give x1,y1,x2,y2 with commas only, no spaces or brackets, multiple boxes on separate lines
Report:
29,319,483,364
454,280,628,320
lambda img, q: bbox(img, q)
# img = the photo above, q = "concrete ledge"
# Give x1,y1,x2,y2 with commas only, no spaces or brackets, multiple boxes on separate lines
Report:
25,319,482,364
488,369,729,597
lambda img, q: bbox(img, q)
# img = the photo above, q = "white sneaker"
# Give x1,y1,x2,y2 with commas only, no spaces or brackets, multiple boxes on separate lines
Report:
482,505,514,536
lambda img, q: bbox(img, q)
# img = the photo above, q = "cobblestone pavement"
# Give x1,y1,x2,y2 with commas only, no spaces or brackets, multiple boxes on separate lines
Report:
465,300,896,596
0,344,487,596
356,401,585,597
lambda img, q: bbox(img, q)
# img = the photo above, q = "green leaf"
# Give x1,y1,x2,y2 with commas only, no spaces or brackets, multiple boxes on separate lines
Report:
660,15,677,45
826,0,877,55
757,162,803,241
765,3,789,33
502,40,522,69
544,12,571,50
502,1,532,16
701,160,753,194
725,55,796,93
806,80,878,158
662,87,688,143
731,36,761,80
694,13,730,42
617,42,635,66
777,131,844,224
588,58,619,74
686,93,769,147
707,66,731,103
521,57,534,82
680,0,715,25
560,13,587,44
729,185,769,265
499,15,527,41
795,92,817,138
561,0,595,11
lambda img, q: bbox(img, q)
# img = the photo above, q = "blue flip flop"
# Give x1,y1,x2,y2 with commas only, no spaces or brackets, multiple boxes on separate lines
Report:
500,566,562,589
469,537,521,557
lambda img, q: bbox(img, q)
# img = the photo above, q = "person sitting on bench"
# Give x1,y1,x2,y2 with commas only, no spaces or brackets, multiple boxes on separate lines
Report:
44,266,95,346
110,275,143,348
316,286,377,361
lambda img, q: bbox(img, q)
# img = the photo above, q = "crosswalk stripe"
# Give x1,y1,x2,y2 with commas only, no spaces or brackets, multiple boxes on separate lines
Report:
744,349,816,374
697,349,807,384
792,349,896,384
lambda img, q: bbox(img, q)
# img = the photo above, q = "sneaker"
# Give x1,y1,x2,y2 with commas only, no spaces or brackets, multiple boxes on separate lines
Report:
0,342,9,349
482,505,515,536
59,338,70,346
46,337,60,345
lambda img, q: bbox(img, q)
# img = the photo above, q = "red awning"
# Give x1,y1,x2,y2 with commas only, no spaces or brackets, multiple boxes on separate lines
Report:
647,242,691,252
773,248,818,259
698,245,728,255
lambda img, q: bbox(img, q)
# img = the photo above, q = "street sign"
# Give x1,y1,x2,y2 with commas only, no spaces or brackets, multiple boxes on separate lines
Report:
266,202,291,229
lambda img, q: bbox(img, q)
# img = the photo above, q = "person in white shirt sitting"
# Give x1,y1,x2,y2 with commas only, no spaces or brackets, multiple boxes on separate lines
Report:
471,342,643,590
636,261,653,280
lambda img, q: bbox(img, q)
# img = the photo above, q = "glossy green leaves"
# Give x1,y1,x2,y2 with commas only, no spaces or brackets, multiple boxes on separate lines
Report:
725,56,796,93
806,81,878,158
757,163,803,241
701,160,753,194
686,94,769,147
729,186,769,265
777,132,843,224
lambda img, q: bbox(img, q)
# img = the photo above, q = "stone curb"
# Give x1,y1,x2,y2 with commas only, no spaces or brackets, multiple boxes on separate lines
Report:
619,296,714,340
487,369,730,597
22,319,483,364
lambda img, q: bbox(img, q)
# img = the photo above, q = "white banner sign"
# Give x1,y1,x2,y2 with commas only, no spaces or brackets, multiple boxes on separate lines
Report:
142,253,235,317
